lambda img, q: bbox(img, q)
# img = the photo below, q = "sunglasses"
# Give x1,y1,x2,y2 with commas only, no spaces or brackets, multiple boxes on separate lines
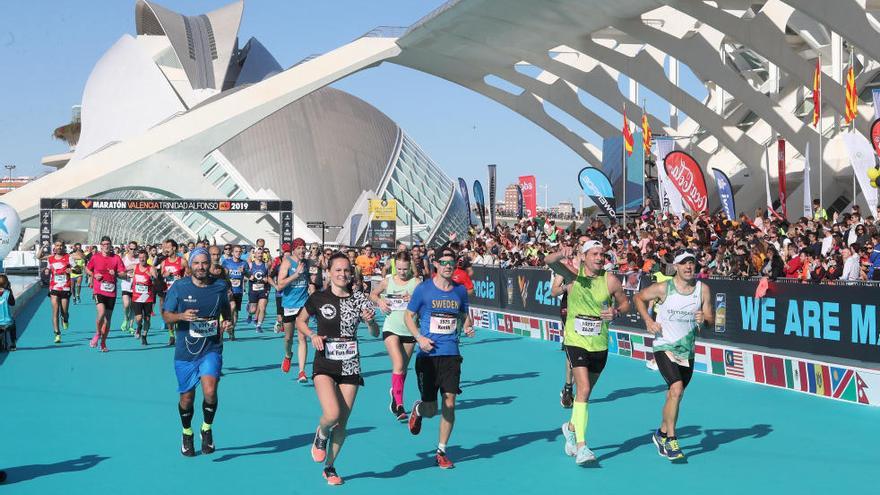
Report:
437,260,456,267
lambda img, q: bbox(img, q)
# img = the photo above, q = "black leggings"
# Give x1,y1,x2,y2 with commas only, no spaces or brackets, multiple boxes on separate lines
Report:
654,351,695,389
1,323,17,346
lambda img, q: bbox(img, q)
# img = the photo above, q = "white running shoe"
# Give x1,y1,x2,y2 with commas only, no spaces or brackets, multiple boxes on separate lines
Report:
561,423,577,457
575,445,597,465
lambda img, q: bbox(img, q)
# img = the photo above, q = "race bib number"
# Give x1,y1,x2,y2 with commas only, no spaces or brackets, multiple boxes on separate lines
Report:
230,279,241,288
283,307,300,317
574,316,602,337
135,284,149,294
429,314,458,335
189,319,219,338
251,283,265,292
53,275,68,284
665,351,691,368
324,340,358,361
309,266,318,274
100,281,116,293
387,296,407,311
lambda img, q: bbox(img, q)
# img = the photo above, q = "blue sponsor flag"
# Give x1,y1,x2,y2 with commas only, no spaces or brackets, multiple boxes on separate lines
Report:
712,168,736,219
458,177,474,225
473,180,486,230
578,167,616,218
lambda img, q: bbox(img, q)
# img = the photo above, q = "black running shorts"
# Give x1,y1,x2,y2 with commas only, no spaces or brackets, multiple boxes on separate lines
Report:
313,372,364,387
564,346,608,374
382,331,416,344
94,294,116,311
415,355,463,402
654,351,695,389
48,290,71,299
131,301,153,318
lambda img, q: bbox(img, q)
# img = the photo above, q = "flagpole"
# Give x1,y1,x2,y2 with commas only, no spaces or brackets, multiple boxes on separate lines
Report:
818,54,824,210
851,47,857,209
643,98,648,208
622,126,627,225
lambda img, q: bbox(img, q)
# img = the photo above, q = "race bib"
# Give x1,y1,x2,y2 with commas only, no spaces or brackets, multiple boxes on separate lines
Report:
135,284,149,294
574,315,602,337
283,307,300,317
189,319,219,338
309,266,318,274
100,281,115,293
230,279,241,288
387,295,407,311
53,275,68,284
251,283,265,292
665,351,691,368
324,340,358,361
429,314,458,335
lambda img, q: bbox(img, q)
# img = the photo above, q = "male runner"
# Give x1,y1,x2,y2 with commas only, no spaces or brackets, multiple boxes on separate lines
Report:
634,251,712,461
163,248,232,457
404,244,475,469
246,248,270,332
268,243,291,334
70,243,86,303
545,241,630,464
221,245,248,336
44,241,72,343
132,249,158,345
158,240,187,345
119,241,139,334
277,239,312,381
85,236,128,352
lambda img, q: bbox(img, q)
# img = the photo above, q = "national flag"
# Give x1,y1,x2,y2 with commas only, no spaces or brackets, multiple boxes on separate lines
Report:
753,354,765,383
622,106,634,156
811,58,821,127
618,332,631,357
724,350,745,379
807,363,817,393
710,348,725,376
641,111,652,154
631,334,647,360
694,345,709,373
813,363,826,396
845,62,858,124
608,331,619,354
764,356,786,387
821,365,832,397
546,319,562,342
855,372,870,404
784,359,795,389
797,361,809,391
831,368,854,399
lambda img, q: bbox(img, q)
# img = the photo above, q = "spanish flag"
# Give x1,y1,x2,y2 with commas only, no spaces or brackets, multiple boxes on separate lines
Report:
622,106,634,156
811,58,821,127
845,63,857,124
641,111,652,154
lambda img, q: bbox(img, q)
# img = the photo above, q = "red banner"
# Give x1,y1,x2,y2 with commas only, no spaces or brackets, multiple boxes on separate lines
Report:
778,139,787,219
871,118,880,157
663,151,708,213
518,175,537,217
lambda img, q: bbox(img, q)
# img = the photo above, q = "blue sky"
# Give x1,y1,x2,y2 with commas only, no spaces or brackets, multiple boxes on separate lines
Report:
0,0,706,206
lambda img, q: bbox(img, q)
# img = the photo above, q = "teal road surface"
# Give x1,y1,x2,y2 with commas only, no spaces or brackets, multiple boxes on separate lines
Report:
0,286,875,493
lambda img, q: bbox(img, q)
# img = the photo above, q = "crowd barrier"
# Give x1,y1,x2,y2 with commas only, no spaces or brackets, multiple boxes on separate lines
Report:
468,266,880,407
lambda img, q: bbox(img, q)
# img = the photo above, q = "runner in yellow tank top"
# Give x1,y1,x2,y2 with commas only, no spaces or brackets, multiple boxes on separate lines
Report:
546,240,629,465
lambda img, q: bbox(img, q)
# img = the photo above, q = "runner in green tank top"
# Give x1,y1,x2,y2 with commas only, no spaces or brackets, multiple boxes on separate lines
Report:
371,251,422,422
546,240,630,465
634,251,713,462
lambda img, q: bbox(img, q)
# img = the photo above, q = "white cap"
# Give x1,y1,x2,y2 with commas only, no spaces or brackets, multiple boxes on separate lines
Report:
673,252,696,264
581,240,603,253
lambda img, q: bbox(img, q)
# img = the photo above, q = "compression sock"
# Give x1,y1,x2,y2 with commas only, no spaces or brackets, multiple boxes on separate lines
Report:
179,403,194,434
571,401,588,444
391,373,405,406
202,400,217,427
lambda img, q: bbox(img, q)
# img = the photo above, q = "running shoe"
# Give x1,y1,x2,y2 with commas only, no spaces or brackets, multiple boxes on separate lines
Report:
408,400,422,435
89,334,99,348
54,334,61,344
141,335,148,346
389,388,397,414
281,356,291,373
665,437,685,461
297,371,308,383
560,385,574,408
322,466,343,486
561,423,577,457
9,344,15,351
255,325,263,333
311,427,328,463
134,330,141,339
575,445,597,465
395,405,408,422
436,450,455,469
651,430,667,457
121,320,129,333
273,321,282,333
62,319,69,331
201,429,215,454
181,432,196,457
100,345,109,353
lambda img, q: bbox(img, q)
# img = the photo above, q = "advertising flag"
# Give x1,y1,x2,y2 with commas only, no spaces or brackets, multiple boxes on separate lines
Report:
488,164,497,230
663,151,708,213
778,139,788,219
518,175,537,217
712,168,736,219
577,167,616,218
842,131,879,212
803,142,813,218
516,185,524,219
654,137,684,215
473,180,486,229
458,177,474,225
873,88,880,119
870,118,880,157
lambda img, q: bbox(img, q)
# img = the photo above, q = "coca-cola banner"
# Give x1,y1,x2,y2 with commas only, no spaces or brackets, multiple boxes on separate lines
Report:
778,139,788,219
663,151,708,213
518,175,537,217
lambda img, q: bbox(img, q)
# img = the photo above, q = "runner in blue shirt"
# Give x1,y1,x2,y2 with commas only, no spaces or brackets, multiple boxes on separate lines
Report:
247,248,270,333
277,238,316,381
404,243,474,469
221,245,249,336
163,248,232,458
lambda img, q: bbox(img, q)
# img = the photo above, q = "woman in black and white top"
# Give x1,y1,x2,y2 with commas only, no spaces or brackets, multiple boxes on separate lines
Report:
295,252,379,486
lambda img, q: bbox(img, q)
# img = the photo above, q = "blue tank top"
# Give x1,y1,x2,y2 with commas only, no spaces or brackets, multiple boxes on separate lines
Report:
222,259,248,294
249,262,268,293
0,290,12,326
281,257,309,309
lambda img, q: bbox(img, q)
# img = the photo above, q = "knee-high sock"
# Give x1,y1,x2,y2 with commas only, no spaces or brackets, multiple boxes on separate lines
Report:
202,399,217,430
391,373,405,406
179,403,194,433
570,401,588,443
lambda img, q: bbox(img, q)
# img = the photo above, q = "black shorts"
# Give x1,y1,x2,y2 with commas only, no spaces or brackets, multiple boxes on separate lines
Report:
313,372,364,387
231,293,243,308
48,290,71,299
564,346,608,374
415,355,463,402
282,307,303,324
654,351,695,389
248,291,268,302
131,302,153,318
382,331,416,344
94,294,117,311
122,291,133,298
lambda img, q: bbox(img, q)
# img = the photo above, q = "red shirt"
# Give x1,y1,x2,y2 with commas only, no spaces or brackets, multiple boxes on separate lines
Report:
452,268,474,291
48,254,71,291
784,257,802,278
132,264,155,303
87,252,126,297
160,256,186,289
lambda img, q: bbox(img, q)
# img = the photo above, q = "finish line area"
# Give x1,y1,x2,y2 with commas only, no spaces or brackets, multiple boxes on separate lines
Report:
0,287,873,493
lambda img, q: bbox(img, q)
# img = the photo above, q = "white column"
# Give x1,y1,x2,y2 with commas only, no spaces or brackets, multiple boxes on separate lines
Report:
668,56,679,128
832,32,843,84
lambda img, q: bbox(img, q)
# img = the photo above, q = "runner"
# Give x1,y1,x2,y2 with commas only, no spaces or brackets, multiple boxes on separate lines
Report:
545,241,630,465
296,252,379,485
163,247,233,457
277,238,313,381
268,243,291,334
634,251,712,462
208,245,227,280
370,251,420,421
132,249,158,345
85,236,128,352
246,248,270,332
119,241,139,335
44,241,72,343
70,243,86,304
221,245,248,337
158,240,187,346
354,245,378,292
404,244,475,469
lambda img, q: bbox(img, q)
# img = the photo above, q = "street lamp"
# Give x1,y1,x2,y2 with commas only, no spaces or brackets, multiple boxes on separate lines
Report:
4,164,14,182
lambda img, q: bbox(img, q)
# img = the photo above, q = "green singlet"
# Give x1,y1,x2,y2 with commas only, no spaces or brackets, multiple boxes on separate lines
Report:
563,265,612,352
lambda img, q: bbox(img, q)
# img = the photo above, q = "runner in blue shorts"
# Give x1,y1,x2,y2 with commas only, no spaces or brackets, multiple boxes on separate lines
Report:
163,248,233,457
